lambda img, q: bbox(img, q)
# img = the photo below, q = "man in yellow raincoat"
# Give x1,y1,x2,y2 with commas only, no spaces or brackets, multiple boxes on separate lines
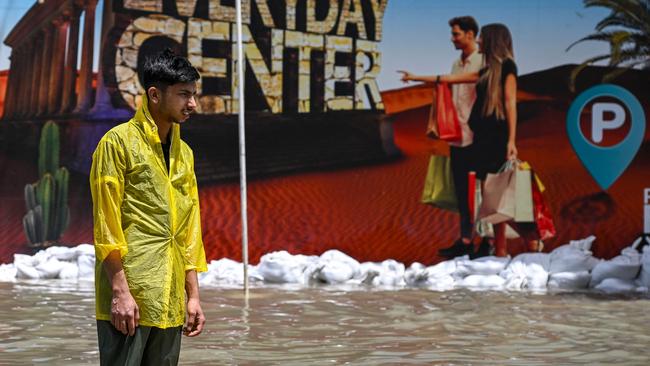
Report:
90,49,208,365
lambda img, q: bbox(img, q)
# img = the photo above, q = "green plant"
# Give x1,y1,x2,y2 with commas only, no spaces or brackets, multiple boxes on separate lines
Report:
567,0,650,91
38,119,60,176
23,121,70,248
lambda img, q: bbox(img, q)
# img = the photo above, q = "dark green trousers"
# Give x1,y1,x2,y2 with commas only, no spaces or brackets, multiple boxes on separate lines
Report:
96,320,182,366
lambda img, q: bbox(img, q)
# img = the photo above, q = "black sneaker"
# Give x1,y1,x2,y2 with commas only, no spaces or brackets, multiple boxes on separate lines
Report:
438,239,472,258
469,238,493,260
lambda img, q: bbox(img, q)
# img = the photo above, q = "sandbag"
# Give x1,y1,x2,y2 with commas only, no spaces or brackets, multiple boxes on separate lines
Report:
15,262,40,279
458,274,505,289
0,264,17,282
455,256,511,277
77,255,95,280
594,278,639,294
547,271,591,290
374,259,406,286
45,246,79,262
549,237,600,273
510,252,551,271
589,247,641,288
501,254,550,290
317,250,361,284
35,257,66,279
59,261,80,280
258,251,312,284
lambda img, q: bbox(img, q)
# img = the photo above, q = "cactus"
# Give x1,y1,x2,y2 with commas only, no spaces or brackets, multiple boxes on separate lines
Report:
23,209,37,245
23,121,69,249
53,167,70,238
24,183,37,212
38,121,60,177
23,206,44,246
39,174,54,241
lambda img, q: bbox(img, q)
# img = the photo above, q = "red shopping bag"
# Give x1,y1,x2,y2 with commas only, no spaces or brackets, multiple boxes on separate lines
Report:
436,83,462,142
531,176,556,241
468,171,476,224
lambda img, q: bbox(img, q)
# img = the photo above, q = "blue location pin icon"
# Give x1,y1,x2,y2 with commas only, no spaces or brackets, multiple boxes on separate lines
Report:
566,84,646,190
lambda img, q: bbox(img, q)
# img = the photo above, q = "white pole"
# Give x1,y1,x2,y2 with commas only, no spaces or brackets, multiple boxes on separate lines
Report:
628,189,650,250
235,0,249,292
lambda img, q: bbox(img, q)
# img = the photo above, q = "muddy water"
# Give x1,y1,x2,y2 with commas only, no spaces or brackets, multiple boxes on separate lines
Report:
1,281,649,365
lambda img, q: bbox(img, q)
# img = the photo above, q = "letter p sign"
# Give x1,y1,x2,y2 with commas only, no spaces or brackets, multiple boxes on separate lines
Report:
567,84,645,190
591,103,625,143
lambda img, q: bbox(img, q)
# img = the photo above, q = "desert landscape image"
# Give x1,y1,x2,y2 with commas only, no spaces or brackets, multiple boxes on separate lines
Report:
1,63,648,264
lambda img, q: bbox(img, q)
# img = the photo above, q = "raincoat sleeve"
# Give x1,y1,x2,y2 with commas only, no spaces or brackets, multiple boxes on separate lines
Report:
90,134,128,263
184,150,208,273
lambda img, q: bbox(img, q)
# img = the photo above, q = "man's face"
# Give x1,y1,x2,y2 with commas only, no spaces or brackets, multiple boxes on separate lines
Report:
451,25,474,50
160,82,198,124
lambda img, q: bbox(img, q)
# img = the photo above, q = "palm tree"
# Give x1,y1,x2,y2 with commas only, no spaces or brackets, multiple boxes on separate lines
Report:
567,0,650,91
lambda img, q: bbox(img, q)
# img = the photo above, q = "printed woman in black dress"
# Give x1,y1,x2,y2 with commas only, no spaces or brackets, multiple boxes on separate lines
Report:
400,23,532,257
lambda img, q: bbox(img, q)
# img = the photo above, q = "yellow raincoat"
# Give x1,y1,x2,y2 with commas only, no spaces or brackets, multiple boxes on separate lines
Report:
90,94,207,329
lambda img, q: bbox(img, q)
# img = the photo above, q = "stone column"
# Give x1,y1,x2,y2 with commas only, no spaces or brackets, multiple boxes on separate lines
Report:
74,0,97,114
29,33,44,118
37,26,54,116
15,47,30,118
90,0,130,119
60,8,82,114
3,51,21,119
48,18,69,115
23,39,37,118
8,48,23,118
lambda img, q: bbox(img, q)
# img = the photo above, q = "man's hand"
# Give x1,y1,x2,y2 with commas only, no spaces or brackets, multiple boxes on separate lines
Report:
397,70,413,83
103,250,139,336
110,291,140,336
183,298,205,337
184,270,205,337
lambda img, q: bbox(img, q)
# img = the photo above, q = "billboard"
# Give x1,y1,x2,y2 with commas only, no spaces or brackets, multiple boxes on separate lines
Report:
0,0,648,265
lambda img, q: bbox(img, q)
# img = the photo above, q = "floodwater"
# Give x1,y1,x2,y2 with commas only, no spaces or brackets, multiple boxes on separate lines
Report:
1,282,649,365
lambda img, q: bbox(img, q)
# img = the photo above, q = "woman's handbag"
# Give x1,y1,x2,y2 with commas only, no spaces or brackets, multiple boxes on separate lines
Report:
477,161,516,224
421,155,458,212
477,160,534,224
471,172,520,239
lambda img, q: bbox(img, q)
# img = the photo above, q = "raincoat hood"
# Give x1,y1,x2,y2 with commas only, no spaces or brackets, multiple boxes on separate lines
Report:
134,93,181,147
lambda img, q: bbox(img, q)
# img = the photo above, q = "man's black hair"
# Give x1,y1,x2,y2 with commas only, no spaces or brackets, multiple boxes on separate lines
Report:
142,48,200,90
448,16,479,36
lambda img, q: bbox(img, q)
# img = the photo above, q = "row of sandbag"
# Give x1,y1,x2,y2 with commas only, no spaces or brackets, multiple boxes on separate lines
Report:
200,236,650,293
2,237,650,294
0,244,95,281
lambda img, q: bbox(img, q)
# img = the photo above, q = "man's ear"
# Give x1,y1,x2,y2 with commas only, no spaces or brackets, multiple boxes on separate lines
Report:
147,86,160,104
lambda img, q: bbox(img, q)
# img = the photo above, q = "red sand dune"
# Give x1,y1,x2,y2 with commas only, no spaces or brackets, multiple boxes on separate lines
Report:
1,104,648,265
195,102,649,265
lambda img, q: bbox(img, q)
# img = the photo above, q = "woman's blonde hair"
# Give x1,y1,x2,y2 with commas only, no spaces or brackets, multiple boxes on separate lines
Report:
479,23,514,119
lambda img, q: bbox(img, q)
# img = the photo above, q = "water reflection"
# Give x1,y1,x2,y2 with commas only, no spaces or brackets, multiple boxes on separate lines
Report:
1,281,649,364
